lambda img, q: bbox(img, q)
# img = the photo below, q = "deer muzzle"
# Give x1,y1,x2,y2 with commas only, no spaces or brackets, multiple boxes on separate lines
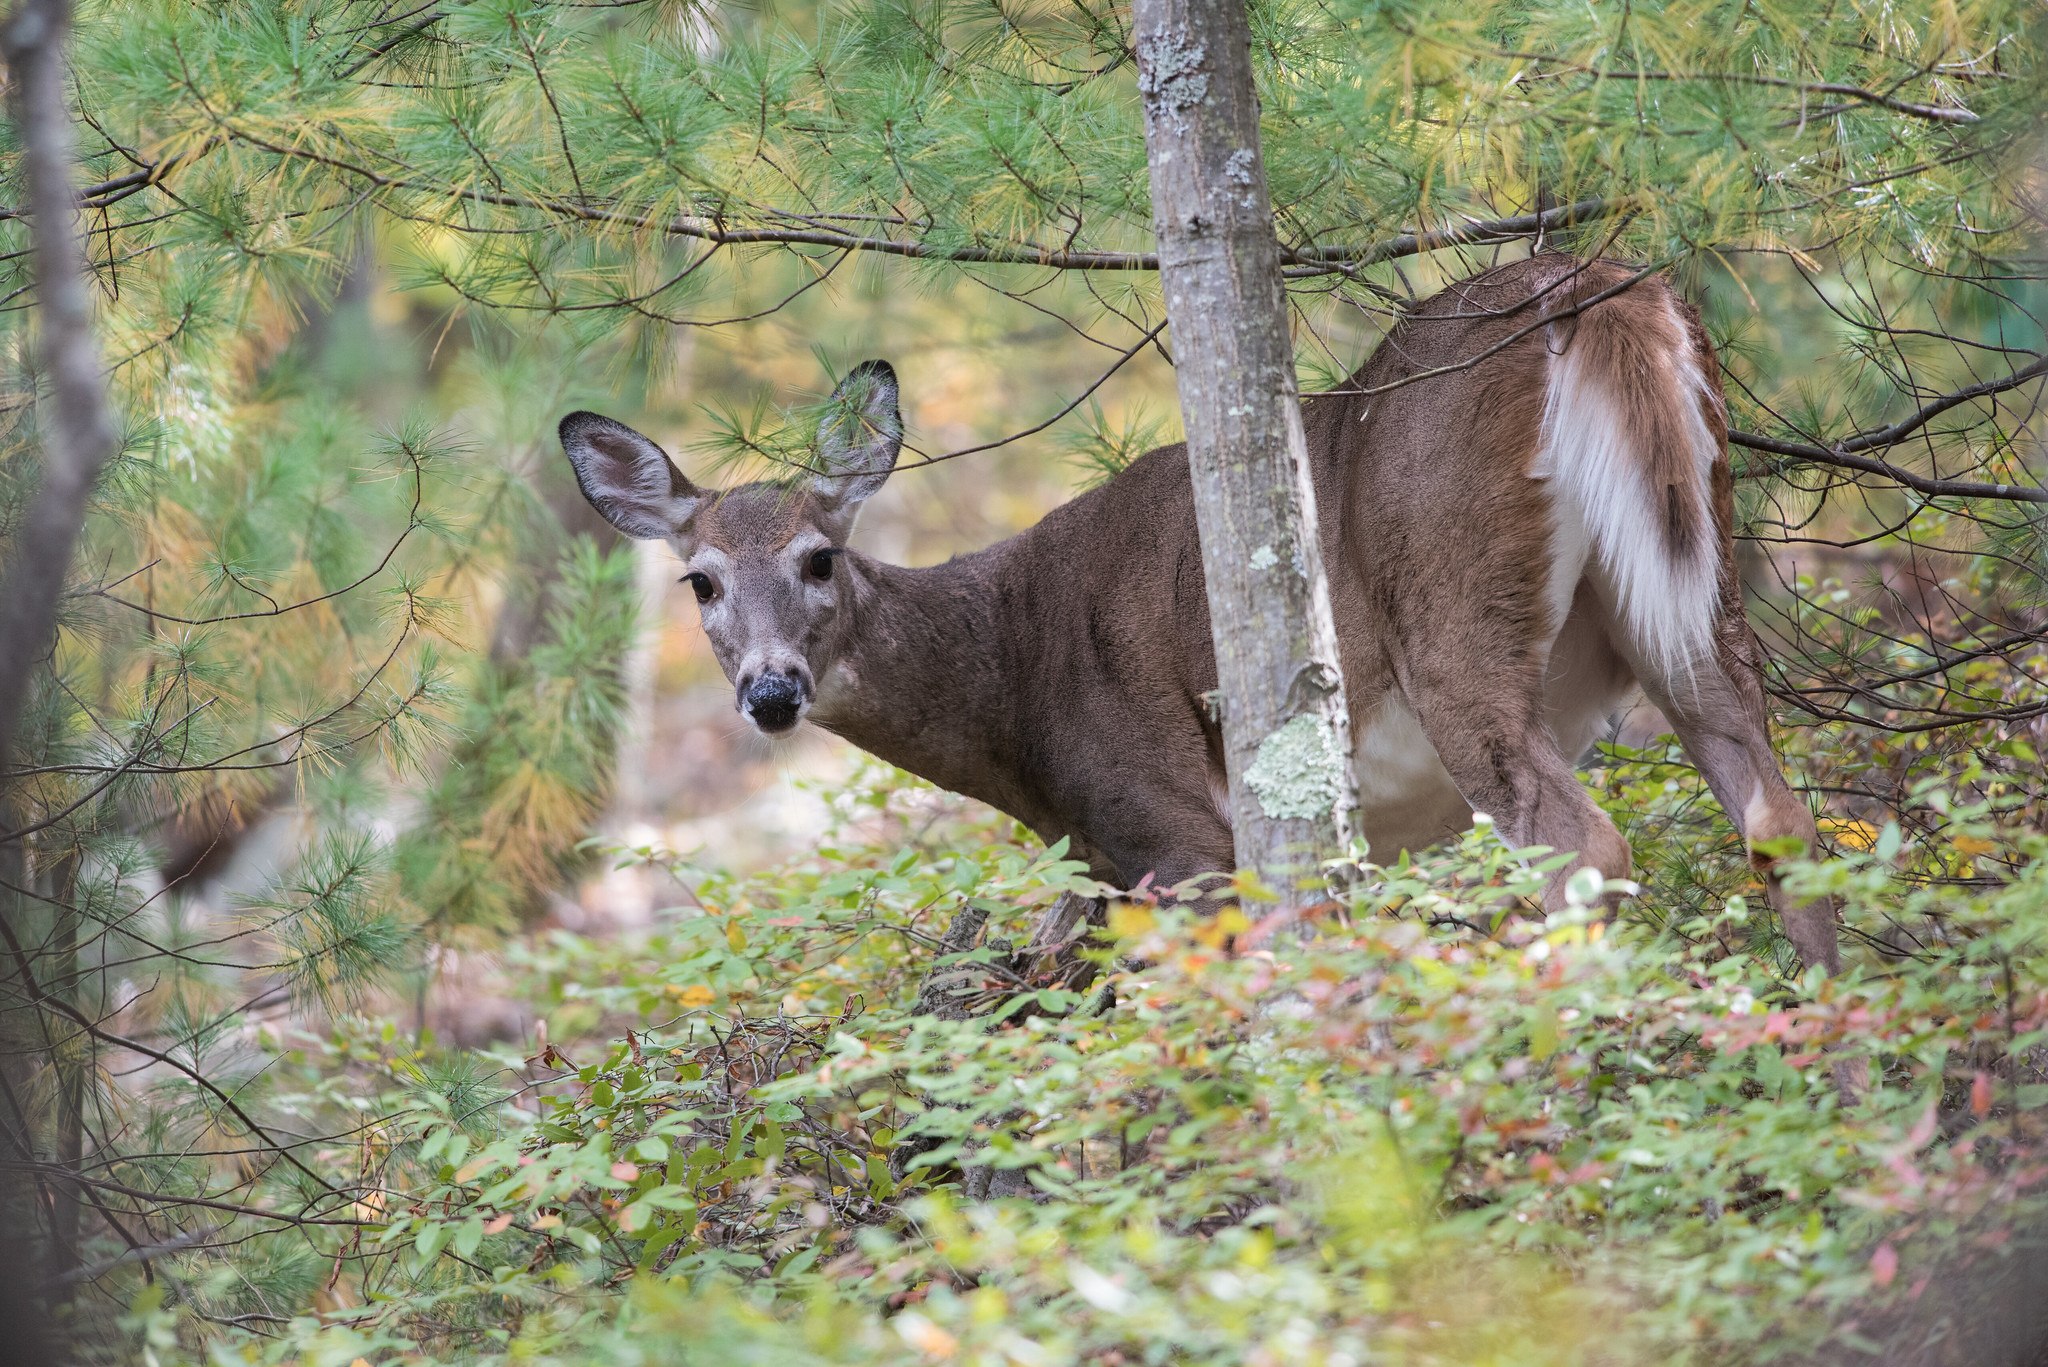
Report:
740,670,810,735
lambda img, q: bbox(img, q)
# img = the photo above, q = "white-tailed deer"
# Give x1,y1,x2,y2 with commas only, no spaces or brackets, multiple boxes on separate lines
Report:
560,256,1842,975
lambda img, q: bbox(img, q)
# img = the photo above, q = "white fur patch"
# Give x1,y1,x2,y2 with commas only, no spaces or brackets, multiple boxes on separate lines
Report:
1208,770,1234,830
1532,307,1720,682
1541,484,1592,643
1352,694,1469,858
1742,778,1772,837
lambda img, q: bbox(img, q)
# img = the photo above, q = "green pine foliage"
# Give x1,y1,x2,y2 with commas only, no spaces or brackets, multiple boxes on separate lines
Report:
395,542,641,934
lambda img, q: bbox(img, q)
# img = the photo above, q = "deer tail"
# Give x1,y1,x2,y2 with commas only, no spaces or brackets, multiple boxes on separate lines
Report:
1533,274,1726,681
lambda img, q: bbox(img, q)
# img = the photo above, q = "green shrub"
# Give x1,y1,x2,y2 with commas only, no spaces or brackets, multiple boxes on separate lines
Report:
153,761,2048,1366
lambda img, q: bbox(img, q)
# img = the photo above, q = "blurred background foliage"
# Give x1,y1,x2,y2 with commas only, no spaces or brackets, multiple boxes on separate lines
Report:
0,0,2042,1362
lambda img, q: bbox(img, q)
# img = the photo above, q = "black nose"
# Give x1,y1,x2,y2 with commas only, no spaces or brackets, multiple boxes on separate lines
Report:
742,673,806,733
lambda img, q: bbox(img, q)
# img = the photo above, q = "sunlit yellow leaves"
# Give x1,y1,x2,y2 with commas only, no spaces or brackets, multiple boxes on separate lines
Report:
1823,817,1881,850
667,984,716,1008
1107,901,1155,941
1190,906,1251,950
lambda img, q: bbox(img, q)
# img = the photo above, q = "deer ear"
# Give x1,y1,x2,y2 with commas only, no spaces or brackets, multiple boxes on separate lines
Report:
559,411,702,540
813,360,902,515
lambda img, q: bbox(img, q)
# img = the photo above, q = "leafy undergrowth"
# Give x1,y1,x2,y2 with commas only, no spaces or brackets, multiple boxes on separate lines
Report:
143,762,2048,1367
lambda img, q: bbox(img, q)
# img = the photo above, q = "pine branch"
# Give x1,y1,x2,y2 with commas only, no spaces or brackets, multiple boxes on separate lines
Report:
1731,353,2048,504
8,107,1622,277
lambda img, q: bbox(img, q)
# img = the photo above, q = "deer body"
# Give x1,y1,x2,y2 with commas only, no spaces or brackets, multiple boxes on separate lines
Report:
562,256,1842,975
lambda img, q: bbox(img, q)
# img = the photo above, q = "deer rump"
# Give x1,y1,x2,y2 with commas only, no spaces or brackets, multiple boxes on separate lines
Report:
559,253,1842,975
967,254,1836,970
1323,254,1732,865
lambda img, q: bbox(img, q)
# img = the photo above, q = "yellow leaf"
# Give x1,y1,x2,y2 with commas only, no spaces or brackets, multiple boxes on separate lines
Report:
1529,1004,1560,1061
1822,818,1880,851
1952,835,1999,857
668,984,715,1008
726,920,748,951
970,1286,1007,1326
1107,901,1155,940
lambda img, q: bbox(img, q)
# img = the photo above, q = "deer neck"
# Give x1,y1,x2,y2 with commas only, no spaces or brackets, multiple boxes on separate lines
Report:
809,549,1021,806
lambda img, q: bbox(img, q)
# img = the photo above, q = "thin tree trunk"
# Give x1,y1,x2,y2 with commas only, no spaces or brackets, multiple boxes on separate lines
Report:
0,808,55,1367
0,3,116,1352
1131,0,1356,912
0,0,119,778
46,851,80,1292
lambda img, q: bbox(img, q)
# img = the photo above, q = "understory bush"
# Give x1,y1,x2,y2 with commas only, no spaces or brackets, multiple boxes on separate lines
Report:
128,758,2048,1367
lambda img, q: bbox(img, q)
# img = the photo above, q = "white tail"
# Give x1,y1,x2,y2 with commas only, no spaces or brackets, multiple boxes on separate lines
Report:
1534,301,1723,681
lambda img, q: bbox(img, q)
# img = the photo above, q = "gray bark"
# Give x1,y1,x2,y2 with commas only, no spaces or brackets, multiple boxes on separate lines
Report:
0,2,112,1347
1132,0,1356,910
0,0,119,780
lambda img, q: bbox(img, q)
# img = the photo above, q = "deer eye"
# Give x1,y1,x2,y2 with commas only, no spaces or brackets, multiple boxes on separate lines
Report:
683,571,716,603
806,548,837,582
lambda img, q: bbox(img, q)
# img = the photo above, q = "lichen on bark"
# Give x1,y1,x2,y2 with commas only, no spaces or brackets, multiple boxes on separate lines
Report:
1244,713,1345,821
1135,32,1208,132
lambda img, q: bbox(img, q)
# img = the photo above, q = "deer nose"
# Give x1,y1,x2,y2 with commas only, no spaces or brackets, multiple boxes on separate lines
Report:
740,672,809,734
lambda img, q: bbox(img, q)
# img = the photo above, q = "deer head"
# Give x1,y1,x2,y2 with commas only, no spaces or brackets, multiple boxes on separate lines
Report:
558,361,903,735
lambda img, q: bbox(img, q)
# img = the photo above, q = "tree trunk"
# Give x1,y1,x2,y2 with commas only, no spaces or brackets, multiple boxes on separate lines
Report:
0,0,119,778
1131,0,1356,912
0,1,112,1355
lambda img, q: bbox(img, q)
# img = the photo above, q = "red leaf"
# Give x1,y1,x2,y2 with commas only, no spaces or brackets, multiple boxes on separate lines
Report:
1871,1243,1899,1288
1971,1071,1994,1118
611,1161,640,1182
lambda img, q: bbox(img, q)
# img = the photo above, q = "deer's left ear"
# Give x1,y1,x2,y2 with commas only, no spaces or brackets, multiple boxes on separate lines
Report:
812,360,902,517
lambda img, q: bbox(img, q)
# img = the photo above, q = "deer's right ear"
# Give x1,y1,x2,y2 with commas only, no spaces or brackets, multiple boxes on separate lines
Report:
558,412,702,540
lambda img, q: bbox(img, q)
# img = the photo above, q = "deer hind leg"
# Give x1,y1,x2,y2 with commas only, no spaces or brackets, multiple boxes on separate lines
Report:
1398,672,1633,914
1628,615,1843,975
